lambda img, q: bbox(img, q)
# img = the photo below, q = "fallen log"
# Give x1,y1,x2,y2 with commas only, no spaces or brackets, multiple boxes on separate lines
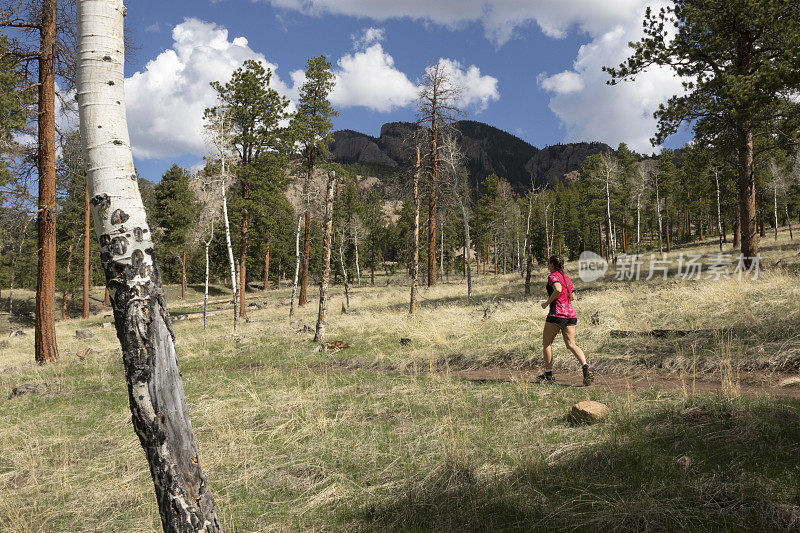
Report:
610,328,728,338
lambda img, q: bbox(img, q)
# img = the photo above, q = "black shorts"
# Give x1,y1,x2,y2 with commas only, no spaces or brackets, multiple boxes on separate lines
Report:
546,315,578,329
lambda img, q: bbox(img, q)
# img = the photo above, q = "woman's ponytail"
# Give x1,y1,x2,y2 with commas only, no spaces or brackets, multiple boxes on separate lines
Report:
548,255,564,273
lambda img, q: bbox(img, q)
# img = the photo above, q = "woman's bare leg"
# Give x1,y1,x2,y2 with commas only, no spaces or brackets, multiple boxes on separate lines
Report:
542,321,561,370
562,325,587,365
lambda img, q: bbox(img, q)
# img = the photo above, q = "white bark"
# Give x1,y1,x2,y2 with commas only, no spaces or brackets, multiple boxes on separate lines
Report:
289,214,302,318
714,168,723,251
77,1,220,530
203,222,213,330
655,175,664,254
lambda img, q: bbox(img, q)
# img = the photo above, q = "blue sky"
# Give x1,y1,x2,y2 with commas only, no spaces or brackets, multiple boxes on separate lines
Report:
123,0,689,182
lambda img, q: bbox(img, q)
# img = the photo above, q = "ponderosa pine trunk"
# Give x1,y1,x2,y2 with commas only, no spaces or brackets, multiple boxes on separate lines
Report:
239,201,248,320
83,186,91,318
314,172,336,345
410,147,421,314
738,128,758,263
299,151,314,307
35,0,58,364
77,2,220,530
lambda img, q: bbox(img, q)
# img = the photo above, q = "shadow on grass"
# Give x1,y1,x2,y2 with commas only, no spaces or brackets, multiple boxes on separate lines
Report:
349,399,800,532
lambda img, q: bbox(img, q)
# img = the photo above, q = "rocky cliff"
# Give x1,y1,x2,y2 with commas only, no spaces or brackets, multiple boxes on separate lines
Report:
329,120,613,191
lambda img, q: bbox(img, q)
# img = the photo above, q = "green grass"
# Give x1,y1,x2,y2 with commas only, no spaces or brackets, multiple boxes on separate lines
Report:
1,228,800,531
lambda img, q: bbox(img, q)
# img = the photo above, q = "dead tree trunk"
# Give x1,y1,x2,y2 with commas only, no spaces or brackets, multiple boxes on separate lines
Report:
300,210,311,306
410,147,421,315
77,2,220,530
338,232,349,309
35,0,59,364
180,250,186,300
314,172,336,345
714,168,723,251
239,201,248,320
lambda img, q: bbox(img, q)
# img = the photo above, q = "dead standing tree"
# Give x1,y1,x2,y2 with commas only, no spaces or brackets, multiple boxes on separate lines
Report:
76,0,220,530
417,61,461,288
314,171,336,346
439,133,473,298
410,145,422,314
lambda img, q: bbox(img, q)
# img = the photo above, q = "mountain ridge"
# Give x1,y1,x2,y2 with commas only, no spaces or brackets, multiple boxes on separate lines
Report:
329,120,614,191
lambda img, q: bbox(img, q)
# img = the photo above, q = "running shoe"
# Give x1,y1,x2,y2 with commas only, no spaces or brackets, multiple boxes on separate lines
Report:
582,365,595,386
536,372,556,383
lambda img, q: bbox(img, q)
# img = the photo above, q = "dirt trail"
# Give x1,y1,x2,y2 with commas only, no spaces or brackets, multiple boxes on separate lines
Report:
450,368,800,400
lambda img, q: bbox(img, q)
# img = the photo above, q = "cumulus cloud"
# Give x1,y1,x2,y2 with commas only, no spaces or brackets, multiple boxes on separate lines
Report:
329,42,418,112
538,1,686,152
125,18,293,160
537,71,584,95
126,21,500,160
261,0,643,46
434,59,499,112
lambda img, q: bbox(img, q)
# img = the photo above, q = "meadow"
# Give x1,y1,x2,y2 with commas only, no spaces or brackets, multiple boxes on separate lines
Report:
1,229,800,532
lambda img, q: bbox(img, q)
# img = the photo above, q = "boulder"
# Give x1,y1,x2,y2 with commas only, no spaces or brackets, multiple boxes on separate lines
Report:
779,377,800,388
8,330,25,337
101,322,113,328
75,329,95,339
570,401,610,424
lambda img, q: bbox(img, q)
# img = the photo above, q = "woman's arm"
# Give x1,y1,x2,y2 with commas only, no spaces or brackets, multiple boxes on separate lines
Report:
541,282,561,309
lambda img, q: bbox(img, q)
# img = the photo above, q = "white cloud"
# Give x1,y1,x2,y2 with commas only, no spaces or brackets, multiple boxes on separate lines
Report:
537,71,584,95
125,21,500,159
329,42,418,112
433,59,499,112
125,18,293,160
261,0,644,46
538,2,686,152
351,26,385,49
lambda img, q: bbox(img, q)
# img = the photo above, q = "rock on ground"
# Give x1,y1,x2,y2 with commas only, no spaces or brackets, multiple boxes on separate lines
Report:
570,400,609,424
75,329,95,339
779,377,800,388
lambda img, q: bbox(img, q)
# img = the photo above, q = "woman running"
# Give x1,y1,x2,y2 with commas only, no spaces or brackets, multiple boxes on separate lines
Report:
539,255,594,385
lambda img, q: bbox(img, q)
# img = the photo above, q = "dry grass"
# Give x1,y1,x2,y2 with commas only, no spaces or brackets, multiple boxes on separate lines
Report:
1,229,799,531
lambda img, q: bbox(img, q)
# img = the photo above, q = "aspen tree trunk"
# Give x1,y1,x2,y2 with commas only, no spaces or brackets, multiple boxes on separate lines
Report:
77,2,220,531
35,0,58,364
203,230,213,331
636,193,641,256
773,186,779,241
605,177,615,259
410,147,421,315
83,186,91,318
338,234,349,308
353,233,361,287
300,211,311,306
314,172,336,345
263,243,270,291
522,195,532,279
289,215,301,318
220,178,238,329
714,169,723,251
